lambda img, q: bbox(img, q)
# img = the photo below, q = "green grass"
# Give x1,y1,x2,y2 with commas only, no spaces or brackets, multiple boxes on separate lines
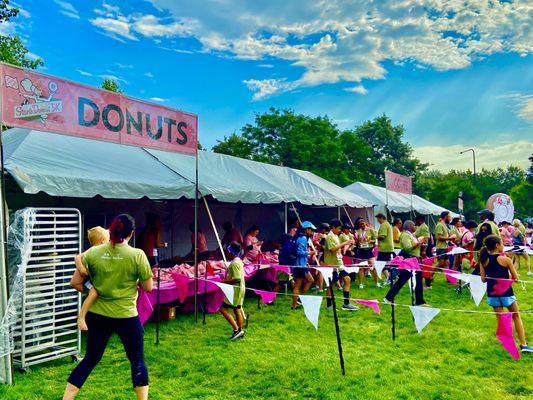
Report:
1,270,532,400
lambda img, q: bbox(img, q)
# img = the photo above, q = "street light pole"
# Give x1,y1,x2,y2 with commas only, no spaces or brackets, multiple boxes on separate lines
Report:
459,148,476,179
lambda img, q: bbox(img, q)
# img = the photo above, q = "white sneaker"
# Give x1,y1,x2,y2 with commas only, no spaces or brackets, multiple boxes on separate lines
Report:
527,272,533,276
376,282,382,288
359,284,364,289
342,303,359,311
383,298,393,305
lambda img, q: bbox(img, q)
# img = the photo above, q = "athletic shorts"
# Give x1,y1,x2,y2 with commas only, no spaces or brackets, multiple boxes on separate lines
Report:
377,252,394,262
487,296,516,308
332,269,349,283
222,302,242,310
356,248,374,260
292,266,309,279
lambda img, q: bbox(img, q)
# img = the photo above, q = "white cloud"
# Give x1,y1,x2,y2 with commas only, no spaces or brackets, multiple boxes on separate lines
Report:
414,141,533,172
98,74,128,84
258,64,274,68
144,72,154,78
115,62,133,69
344,85,368,95
88,1,533,99
149,97,167,102
53,0,80,20
499,92,533,123
243,79,296,101
76,69,93,77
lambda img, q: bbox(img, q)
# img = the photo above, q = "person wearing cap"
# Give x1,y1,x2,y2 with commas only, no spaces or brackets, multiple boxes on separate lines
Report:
385,220,428,306
478,209,500,237
324,219,358,311
219,242,246,340
355,219,381,289
339,224,356,256
291,221,317,309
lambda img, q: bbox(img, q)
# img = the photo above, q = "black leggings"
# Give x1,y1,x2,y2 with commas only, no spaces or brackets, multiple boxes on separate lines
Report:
68,312,149,389
385,270,425,305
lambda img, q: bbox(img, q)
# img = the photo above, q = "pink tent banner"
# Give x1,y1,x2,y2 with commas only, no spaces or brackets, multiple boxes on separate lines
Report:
0,62,198,154
385,170,412,195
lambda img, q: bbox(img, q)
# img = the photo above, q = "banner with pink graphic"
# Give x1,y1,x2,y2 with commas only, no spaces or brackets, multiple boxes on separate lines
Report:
385,170,412,195
0,63,198,154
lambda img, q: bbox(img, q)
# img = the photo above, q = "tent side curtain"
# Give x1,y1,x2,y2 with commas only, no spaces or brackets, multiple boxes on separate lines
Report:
3,128,372,207
344,181,452,216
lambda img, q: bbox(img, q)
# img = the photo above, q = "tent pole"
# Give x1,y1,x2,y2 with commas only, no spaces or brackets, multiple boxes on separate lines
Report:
290,203,320,266
0,121,13,384
342,206,354,227
194,153,199,324
337,206,340,220
203,197,227,263
284,203,288,233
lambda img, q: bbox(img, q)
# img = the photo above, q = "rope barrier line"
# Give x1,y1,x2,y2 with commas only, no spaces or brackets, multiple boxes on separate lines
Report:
186,276,533,315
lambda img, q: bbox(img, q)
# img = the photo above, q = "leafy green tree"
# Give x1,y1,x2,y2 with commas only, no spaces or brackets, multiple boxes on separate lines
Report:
509,181,533,218
212,133,253,159
101,79,122,93
348,114,427,184
527,154,533,184
0,0,43,69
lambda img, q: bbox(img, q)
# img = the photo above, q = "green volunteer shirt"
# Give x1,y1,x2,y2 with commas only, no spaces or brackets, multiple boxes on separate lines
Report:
434,222,449,249
400,231,420,257
324,231,343,267
357,228,377,249
488,221,500,237
225,258,245,307
377,221,394,252
84,242,153,318
415,223,430,239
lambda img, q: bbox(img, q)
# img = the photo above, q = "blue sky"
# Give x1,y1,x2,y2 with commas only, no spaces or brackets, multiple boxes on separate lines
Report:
4,0,533,171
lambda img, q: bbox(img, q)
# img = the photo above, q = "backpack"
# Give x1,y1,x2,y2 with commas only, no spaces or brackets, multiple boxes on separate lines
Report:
279,234,299,266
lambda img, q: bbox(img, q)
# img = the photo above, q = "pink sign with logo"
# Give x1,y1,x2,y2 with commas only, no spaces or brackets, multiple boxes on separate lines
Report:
0,63,197,154
385,170,412,195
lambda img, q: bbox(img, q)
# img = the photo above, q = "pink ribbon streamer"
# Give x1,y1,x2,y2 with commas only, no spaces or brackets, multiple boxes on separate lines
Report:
496,312,520,359
398,257,420,271
253,289,277,304
171,272,189,303
443,268,459,285
491,278,514,296
271,264,291,274
355,299,381,314
423,257,436,266
389,256,404,266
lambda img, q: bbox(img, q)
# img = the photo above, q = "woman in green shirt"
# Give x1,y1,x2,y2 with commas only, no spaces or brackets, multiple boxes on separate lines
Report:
355,219,381,289
63,215,154,400
385,220,428,306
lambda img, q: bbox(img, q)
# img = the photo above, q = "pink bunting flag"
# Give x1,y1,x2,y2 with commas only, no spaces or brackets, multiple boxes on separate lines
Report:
423,257,436,266
443,268,460,285
253,289,277,305
355,299,381,314
271,264,291,274
171,272,189,304
496,312,520,359
490,278,514,296
398,257,420,271
389,256,404,266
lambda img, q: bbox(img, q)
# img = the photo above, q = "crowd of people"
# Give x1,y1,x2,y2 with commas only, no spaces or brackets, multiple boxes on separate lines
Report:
62,210,533,399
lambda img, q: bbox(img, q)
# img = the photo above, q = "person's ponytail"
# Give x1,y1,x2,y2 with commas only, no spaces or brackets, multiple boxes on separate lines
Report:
479,246,489,266
479,234,501,266
109,214,135,246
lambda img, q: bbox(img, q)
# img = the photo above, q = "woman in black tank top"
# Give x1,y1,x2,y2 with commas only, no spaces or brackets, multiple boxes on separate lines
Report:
479,235,532,353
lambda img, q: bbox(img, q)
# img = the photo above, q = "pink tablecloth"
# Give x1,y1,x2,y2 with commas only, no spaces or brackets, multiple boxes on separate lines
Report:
137,263,261,324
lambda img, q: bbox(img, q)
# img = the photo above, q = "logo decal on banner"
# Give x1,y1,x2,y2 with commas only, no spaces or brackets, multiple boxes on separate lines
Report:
486,193,514,225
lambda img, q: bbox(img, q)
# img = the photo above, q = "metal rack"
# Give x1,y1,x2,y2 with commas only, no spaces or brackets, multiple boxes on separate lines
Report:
12,208,81,371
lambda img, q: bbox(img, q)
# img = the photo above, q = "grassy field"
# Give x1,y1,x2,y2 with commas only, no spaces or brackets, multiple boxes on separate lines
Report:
1,271,532,400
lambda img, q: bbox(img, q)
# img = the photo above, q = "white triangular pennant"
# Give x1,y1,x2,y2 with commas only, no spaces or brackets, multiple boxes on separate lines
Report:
394,249,402,255
447,247,469,255
409,306,440,333
214,281,234,304
315,267,334,287
468,275,487,306
374,261,386,279
299,295,322,330
457,272,471,284
344,266,359,274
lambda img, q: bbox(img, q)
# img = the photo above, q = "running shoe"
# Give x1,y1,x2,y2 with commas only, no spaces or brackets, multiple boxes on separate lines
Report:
383,298,393,305
520,344,533,353
527,272,533,277
230,329,244,340
376,282,382,288
359,284,364,289
342,303,359,311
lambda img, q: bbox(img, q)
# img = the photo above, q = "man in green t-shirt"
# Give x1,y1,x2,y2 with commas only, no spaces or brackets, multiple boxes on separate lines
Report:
478,209,500,237
220,242,246,340
431,211,453,288
415,215,431,258
324,219,358,311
